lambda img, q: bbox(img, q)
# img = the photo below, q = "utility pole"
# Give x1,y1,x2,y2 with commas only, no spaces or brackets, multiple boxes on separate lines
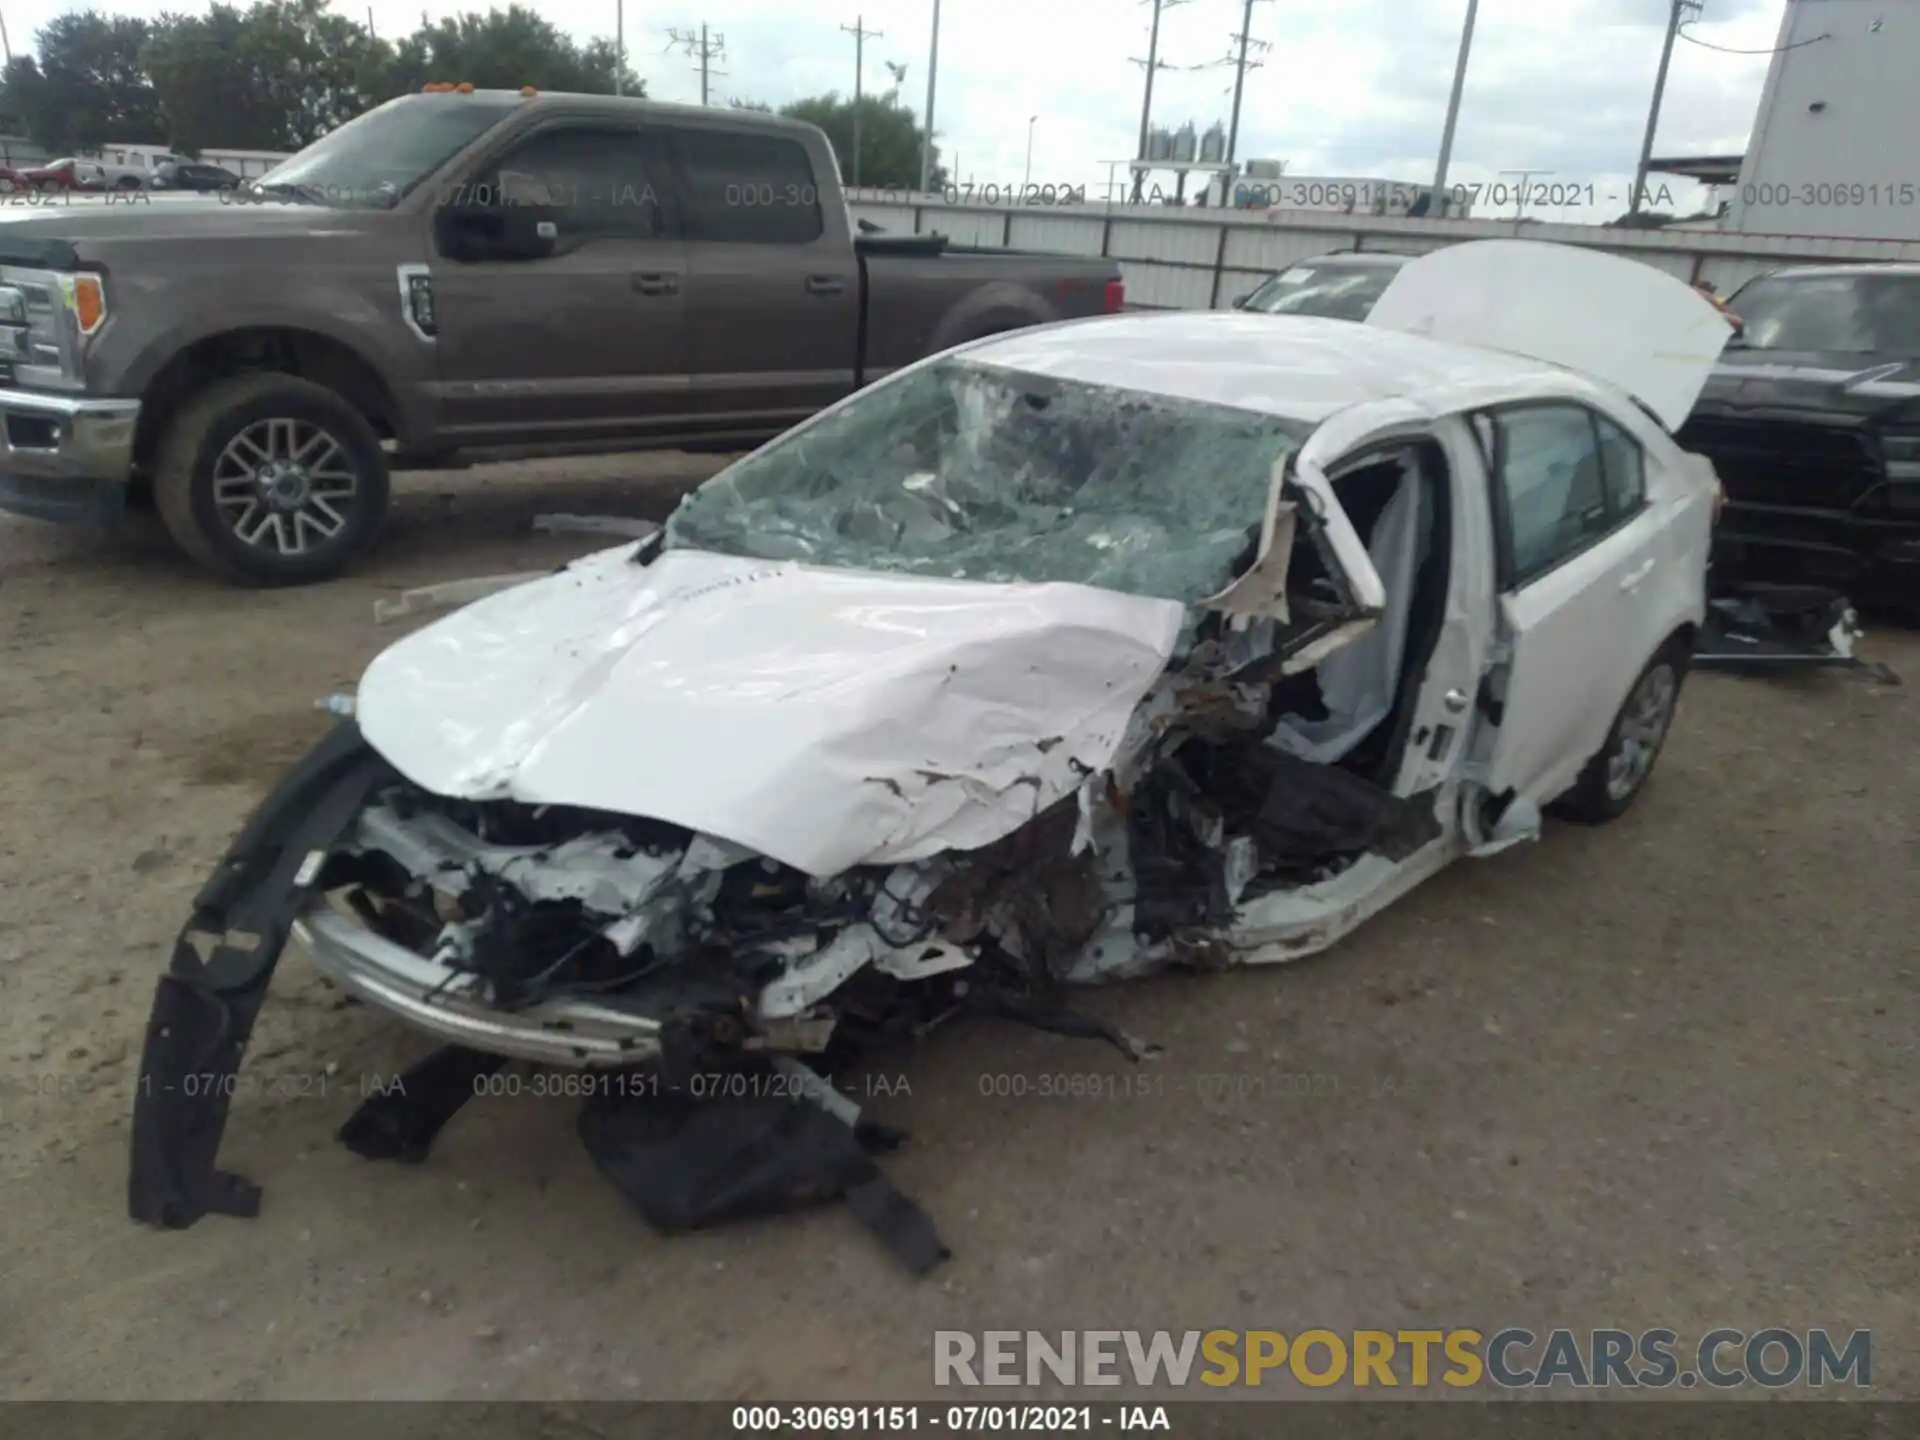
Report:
1222,0,1271,167
1430,0,1479,217
919,0,941,193
1129,0,1192,203
615,0,625,95
667,25,728,105
364,7,375,40
841,16,884,191
1632,0,1702,214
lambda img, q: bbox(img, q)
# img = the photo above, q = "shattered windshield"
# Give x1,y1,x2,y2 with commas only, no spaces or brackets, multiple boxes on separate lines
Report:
666,359,1308,605
1727,272,1920,354
1242,261,1404,320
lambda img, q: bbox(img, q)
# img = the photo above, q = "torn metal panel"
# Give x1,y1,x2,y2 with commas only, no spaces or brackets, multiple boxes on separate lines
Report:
355,546,1187,876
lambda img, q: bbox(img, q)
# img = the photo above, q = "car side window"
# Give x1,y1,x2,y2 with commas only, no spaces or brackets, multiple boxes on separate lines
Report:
1489,405,1614,586
671,128,823,244
477,125,669,239
1593,412,1646,515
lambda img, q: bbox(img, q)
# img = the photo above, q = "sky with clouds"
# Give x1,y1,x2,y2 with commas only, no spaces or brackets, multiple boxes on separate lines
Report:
17,0,1791,221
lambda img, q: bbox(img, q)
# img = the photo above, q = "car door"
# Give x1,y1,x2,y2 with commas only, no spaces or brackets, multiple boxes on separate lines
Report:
425,120,689,446
665,121,860,433
1472,402,1669,809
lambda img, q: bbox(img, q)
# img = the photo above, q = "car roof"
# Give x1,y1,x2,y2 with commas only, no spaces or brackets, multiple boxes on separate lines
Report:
965,310,1578,426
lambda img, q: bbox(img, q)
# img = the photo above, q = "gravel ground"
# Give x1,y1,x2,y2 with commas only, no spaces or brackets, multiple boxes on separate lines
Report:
0,456,1915,1402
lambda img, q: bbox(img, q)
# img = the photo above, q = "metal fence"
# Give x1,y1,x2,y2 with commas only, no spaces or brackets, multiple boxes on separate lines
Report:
845,189,1920,309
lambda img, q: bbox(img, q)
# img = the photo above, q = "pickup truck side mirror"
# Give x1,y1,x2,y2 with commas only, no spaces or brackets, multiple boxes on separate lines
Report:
433,203,558,263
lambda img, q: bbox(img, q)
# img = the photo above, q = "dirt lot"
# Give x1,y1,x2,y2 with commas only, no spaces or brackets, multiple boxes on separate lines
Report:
1,457,1915,1402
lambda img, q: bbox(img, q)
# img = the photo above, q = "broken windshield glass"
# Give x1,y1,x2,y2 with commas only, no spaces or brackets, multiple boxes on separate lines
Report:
666,359,1310,606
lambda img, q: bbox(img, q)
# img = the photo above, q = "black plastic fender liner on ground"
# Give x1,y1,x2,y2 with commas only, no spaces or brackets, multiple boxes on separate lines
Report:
576,1063,952,1276
128,720,396,1228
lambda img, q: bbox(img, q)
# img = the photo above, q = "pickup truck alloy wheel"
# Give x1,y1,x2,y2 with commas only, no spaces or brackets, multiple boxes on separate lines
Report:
212,418,360,558
154,372,390,585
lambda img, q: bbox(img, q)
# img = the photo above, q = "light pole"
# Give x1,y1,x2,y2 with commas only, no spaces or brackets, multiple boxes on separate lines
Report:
920,0,941,193
1430,0,1479,217
1023,115,1037,196
614,0,624,94
1632,1,1701,214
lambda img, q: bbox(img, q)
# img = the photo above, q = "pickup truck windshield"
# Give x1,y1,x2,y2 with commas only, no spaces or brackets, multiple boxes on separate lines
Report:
1728,272,1920,354
1243,261,1403,320
253,93,522,208
667,359,1306,605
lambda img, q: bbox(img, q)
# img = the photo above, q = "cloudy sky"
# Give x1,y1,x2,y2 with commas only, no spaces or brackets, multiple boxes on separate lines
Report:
21,0,1790,220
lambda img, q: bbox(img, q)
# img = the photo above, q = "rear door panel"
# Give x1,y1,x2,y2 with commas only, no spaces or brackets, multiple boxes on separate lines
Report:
668,124,859,431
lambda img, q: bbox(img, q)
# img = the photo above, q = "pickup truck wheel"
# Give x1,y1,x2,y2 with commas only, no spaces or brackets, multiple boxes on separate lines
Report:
1551,647,1686,825
153,373,390,585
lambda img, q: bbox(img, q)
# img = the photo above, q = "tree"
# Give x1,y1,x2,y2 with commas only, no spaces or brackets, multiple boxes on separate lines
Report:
774,91,943,190
379,7,641,99
0,12,164,152
145,0,390,153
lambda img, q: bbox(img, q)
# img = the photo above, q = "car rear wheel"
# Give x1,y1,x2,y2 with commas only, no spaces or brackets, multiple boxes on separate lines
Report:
153,373,390,586
1551,645,1687,824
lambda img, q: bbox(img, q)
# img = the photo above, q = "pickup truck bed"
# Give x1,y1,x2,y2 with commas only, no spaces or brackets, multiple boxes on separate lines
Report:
0,89,1124,584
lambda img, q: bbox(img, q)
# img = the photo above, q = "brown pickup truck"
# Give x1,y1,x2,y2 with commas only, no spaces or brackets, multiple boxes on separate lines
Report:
0,90,1124,583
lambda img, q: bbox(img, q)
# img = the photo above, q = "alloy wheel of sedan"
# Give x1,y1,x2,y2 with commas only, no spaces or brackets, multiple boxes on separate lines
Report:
1604,661,1677,801
210,418,362,558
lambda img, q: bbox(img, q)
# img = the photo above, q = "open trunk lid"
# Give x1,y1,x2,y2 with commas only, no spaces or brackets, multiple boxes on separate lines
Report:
1365,238,1734,431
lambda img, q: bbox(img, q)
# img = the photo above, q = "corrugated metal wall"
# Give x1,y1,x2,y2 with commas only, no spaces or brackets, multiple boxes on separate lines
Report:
846,190,1920,308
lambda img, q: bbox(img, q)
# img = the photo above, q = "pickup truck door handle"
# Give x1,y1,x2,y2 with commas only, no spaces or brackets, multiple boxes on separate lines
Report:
1618,558,1656,591
632,272,680,296
805,275,847,296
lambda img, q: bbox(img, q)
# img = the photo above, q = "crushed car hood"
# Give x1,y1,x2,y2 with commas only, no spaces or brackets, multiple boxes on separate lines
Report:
355,545,1186,876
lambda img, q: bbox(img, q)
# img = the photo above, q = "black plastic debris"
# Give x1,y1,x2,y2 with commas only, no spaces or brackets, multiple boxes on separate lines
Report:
577,1062,950,1275
339,1045,507,1163
1696,583,1900,685
128,720,395,1228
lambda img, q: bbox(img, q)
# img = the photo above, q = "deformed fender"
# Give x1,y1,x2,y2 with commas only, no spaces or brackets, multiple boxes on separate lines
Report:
128,720,395,1228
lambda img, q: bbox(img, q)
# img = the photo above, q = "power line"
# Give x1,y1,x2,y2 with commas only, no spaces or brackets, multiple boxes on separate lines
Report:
1129,0,1198,202
1631,0,1703,214
665,24,727,106
1677,21,1831,56
840,16,884,190
1218,0,1272,167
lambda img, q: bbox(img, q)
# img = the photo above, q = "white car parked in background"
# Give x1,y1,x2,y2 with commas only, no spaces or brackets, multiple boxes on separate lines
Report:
131,239,1733,1235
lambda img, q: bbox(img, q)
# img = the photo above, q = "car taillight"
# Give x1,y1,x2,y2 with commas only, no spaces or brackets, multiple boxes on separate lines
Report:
1103,279,1125,313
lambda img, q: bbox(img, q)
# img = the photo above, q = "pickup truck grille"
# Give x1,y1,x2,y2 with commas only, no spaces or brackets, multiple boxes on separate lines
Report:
1678,416,1878,512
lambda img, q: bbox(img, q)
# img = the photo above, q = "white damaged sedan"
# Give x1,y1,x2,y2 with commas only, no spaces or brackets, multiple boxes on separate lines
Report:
129,241,1733,1248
